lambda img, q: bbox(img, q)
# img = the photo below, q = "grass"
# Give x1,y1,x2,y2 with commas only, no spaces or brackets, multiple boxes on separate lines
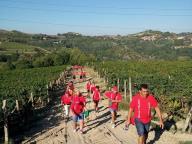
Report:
119,99,129,111
0,42,35,51
180,141,192,144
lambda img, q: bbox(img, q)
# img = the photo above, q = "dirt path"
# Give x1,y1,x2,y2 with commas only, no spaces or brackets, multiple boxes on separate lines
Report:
22,67,192,144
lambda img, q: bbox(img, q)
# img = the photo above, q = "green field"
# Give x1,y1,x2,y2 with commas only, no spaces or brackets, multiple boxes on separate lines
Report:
0,42,50,54
0,42,35,52
180,141,192,144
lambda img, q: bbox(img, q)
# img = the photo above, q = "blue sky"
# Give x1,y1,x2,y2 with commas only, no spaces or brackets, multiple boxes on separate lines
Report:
0,0,192,35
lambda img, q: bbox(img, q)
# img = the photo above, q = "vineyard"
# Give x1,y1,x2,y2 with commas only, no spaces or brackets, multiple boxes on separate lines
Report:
0,65,68,141
0,42,36,54
93,61,192,119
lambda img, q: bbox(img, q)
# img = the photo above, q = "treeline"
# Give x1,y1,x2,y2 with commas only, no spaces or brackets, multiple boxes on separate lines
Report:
0,48,95,70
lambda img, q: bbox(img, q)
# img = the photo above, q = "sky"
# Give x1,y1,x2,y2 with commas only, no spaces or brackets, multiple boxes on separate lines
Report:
0,0,192,35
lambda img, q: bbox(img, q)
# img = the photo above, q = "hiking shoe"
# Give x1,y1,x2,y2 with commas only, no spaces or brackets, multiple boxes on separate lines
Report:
112,124,115,129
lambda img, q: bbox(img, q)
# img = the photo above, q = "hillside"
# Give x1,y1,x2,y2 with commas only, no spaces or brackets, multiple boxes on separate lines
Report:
0,29,192,60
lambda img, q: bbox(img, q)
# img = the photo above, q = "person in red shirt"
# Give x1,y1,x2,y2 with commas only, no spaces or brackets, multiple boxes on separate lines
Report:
79,71,84,82
90,81,96,94
86,80,91,95
70,91,86,134
92,86,101,112
126,84,164,144
68,81,74,91
61,91,72,117
105,86,122,128
82,71,86,79
66,81,75,95
72,71,76,80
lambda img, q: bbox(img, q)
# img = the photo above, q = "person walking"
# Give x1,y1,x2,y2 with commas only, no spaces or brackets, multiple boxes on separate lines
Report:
66,81,75,96
90,81,96,94
126,84,164,144
105,86,122,128
61,91,72,118
86,80,91,94
92,86,101,112
70,91,86,134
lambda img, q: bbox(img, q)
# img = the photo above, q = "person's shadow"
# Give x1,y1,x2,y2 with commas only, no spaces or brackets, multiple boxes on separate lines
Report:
147,127,165,144
148,118,177,144
83,111,111,133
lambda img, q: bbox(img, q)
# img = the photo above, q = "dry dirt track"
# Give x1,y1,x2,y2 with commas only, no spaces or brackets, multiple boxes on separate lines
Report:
22,67,192,144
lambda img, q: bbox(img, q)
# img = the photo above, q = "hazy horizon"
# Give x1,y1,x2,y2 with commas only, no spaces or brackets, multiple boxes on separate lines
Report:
1,28,192,37
0,0,192,35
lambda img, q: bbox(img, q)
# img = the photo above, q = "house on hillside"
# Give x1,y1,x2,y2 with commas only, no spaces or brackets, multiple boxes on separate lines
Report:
43,37,47,40
53,41,60,44
174,46,185,49
177,36,185,40
141,35,158,41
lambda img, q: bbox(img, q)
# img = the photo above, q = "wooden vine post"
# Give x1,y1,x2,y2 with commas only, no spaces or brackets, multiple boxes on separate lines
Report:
2,100,8,143
47,84,50,103
124,80,127,100
129,77,132,102
16,100,19,111
182,107,192,133
117,78,120,92
28,92,34,107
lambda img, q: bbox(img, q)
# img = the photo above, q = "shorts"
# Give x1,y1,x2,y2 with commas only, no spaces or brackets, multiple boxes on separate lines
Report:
109,108,117,113
134,118,150,136
72,113,84,122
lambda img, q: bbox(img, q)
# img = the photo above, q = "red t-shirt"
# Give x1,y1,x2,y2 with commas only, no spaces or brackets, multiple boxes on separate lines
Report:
105,91,122,110
104,91,112,98
90,84,96,92
92,89,100,101
71,96,86,114
61,93,72,105
80,71,86,76
86,82,91,90
130,93,158,124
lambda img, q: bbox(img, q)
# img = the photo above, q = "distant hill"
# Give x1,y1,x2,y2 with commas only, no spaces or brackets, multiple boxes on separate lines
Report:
0,29,192,60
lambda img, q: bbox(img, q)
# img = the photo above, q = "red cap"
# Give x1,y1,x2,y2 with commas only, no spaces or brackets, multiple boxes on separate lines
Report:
112,86,118,92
